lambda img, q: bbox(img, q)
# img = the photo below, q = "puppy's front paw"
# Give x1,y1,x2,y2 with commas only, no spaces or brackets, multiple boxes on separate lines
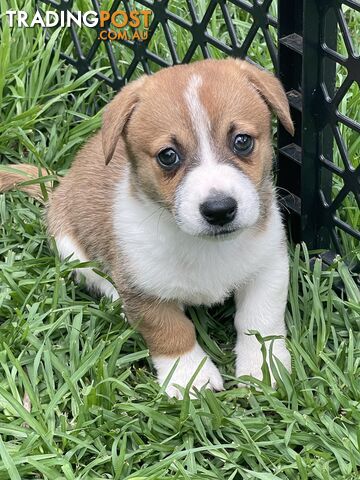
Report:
153,343,224,399
236,337,291,387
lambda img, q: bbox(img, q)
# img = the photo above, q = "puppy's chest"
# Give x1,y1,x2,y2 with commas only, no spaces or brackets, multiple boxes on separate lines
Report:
114,219,260,305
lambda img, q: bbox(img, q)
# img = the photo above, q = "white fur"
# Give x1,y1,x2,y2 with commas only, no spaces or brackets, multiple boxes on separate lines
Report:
114,171,284,307
184,75,216,166
153,343,224,398
234,252,291,385
55,235,119,300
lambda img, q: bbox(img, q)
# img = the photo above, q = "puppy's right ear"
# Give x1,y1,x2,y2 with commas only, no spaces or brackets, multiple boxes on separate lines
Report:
102,76,146,165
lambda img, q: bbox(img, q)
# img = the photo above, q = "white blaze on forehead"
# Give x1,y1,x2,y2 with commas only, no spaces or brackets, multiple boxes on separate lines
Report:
184,74,215,165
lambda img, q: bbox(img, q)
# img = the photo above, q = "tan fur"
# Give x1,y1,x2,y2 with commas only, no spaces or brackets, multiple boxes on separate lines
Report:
103,76,146,164
0,164,50,202
237,60,294,136
125,296,196,355
0,59,293,359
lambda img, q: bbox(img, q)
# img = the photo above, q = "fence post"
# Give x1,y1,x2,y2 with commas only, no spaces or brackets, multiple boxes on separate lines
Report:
278,0,337,250
277,0,303,243
301,0,336,250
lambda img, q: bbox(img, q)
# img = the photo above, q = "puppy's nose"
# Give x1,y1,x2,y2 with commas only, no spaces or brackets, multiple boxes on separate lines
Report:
200,195,237,226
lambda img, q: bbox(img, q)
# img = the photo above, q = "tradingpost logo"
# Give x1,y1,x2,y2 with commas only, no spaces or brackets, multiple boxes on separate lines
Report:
5,9,152,41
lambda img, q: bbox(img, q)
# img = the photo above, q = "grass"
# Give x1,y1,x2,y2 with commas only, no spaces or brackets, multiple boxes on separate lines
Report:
0,1,359,478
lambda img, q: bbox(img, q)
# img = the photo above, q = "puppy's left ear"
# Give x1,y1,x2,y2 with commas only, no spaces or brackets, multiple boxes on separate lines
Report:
238,60,294,136
102,76,146,164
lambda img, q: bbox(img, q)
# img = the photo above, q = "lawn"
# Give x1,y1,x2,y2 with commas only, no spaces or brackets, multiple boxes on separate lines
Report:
0,1,359,479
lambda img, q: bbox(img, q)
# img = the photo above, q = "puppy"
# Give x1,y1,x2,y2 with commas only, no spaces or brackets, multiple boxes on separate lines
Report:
1,59,294,398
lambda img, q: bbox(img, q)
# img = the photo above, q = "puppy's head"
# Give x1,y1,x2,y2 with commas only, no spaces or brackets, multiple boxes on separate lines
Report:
103,59,293,237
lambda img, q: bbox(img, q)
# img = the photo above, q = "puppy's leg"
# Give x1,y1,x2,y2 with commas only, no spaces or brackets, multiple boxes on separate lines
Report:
234,253,291,386
125,297,223,398
55,235,119,300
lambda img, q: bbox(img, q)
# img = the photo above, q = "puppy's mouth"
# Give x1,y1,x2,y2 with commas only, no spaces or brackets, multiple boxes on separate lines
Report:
199,226,243,240
213,228,238,237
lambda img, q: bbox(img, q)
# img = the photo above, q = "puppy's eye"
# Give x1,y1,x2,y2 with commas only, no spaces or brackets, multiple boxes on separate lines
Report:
157,148,180,170
233,134,254,156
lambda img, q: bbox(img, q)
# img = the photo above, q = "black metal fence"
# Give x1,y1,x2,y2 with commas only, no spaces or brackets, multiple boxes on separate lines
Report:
40,0,360,258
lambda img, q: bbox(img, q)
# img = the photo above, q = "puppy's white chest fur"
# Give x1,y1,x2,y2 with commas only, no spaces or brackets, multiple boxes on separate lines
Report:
113,174,284,306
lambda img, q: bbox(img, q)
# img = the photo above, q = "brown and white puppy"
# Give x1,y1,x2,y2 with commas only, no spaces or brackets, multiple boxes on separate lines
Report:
1,59,294,398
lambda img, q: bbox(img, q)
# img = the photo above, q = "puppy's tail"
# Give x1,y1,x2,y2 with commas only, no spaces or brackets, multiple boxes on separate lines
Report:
0,164,54,203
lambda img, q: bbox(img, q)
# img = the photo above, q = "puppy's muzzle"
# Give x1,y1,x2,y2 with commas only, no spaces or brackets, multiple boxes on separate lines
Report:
200,195,237,227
